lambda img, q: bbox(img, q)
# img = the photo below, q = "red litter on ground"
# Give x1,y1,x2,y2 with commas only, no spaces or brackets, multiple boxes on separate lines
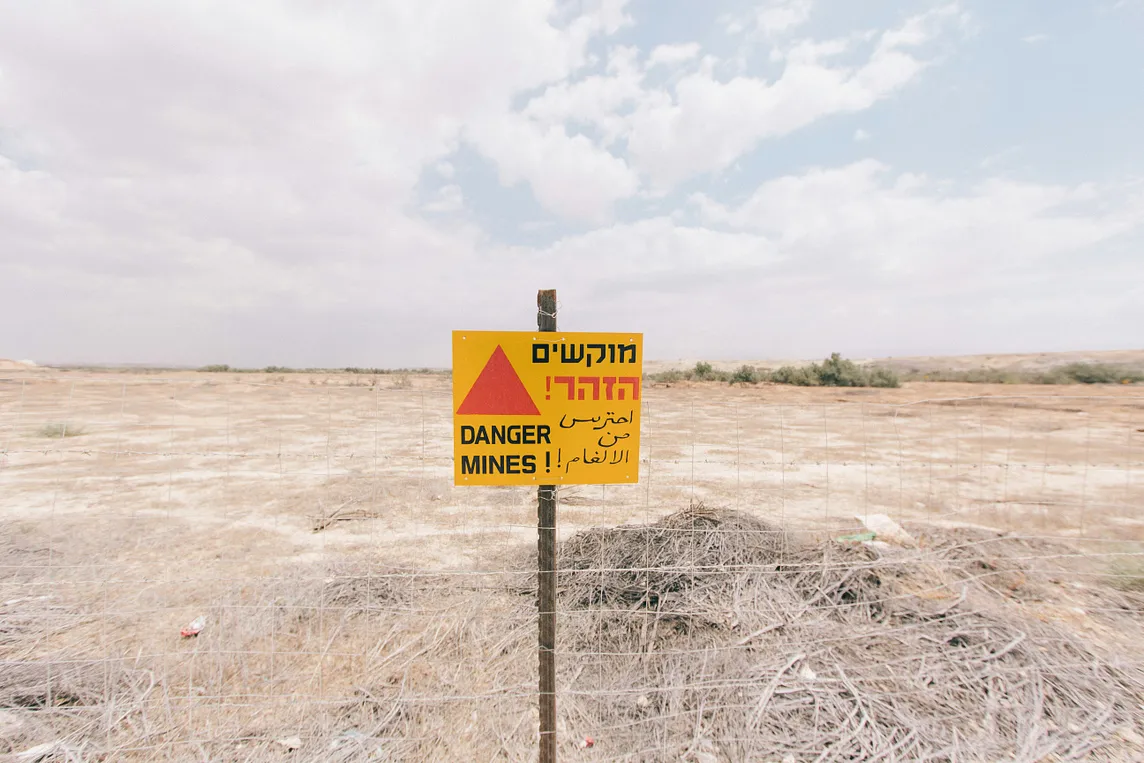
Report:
579,737,595,749
180,616,205,638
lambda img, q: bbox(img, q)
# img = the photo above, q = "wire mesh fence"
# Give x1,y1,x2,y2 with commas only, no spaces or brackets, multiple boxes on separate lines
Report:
1,371,1142,760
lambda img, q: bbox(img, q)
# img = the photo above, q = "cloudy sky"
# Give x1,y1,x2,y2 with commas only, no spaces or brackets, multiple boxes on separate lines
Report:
1,0,1142,367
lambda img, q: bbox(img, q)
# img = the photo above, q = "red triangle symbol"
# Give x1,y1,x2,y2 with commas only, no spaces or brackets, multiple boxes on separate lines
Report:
457,346,541,416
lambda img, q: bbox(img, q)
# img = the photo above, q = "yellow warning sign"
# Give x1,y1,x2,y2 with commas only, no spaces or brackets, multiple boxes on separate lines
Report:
453,331,643,486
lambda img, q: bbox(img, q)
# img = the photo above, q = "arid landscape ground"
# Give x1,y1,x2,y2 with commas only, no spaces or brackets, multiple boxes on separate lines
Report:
2,354,1143,760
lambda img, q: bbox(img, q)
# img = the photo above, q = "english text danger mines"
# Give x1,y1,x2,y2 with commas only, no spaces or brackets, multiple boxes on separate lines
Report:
458,425,553,476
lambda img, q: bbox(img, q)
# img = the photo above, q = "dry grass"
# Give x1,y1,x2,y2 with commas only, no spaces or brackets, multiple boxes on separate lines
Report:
3,508,1143,761
0,661,157,759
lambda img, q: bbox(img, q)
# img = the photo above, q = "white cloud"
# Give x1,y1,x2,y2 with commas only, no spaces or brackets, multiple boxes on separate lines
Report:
756,0,814,37
691,160,1144,275
481,164,1144,356
519,46,644,145
0,2,614,183
880,4,961,48
721,0,814,39
1022,33,1050,44
435,160,455,179
646,43,702,68
980,145,1023,169
577,0,633,35
465,4,964,211
423,184,465,213
533,216,780,277
465,115,639,222
854,128,871,141
624,8,959,188
0,0,639,362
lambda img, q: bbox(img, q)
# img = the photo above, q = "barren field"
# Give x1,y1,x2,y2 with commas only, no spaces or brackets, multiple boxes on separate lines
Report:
2,370,1143,760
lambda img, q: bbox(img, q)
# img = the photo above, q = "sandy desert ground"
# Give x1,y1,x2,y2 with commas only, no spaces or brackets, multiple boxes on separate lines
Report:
3,368,1142,553
1,366,1143,760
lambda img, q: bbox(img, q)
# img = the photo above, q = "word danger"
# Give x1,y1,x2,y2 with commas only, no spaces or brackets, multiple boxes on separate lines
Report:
546,376,641,401
459,425,552,445
532,342,638,367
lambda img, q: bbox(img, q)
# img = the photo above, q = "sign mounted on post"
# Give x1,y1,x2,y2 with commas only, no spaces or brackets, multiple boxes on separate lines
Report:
452,331,643,486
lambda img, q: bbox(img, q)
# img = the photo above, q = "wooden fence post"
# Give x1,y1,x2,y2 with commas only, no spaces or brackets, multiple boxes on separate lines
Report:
537,289,557,763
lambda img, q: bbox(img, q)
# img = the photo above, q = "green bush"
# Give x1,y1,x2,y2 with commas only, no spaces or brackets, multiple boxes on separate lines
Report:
646,362,730,383
695,362,730,382
647,369,686,383
908,362,1143,385
647,355,898,388
729,365,763,384
865,367,902,388
817,353,869,387
693,361,715,380
771,354,900,388
262,366,295,373
770,365,820,386
200,364,231,372
1040,363,1143,385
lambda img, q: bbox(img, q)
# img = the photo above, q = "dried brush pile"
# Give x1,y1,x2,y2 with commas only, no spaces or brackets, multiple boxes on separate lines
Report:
554,506,1144,761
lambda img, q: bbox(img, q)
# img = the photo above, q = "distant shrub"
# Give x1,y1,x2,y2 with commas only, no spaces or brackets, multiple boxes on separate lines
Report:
912,362,1144,385
647,369,687,383
772,354,900,388
817,353,871,387
865,367,902,388
1039,363,1143,385
657,358,1141,388
693,362,730,382
647,355,897,388
941,368,1021,384
262,366,295,373
910,368,1041,384
200,364,231,372
729,365,763,385
770,364,819,386
343,367,444,375
646,362,730,384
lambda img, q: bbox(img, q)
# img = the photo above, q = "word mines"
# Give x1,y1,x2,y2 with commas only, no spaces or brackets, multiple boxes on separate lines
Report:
452,331,644,486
